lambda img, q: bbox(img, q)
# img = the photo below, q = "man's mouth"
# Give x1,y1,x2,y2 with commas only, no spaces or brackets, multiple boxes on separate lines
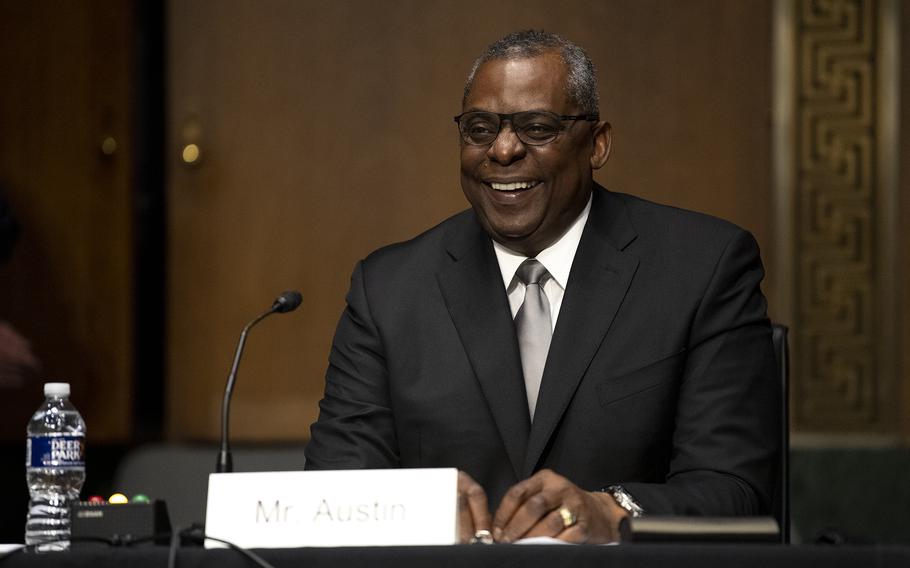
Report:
487,180,540,192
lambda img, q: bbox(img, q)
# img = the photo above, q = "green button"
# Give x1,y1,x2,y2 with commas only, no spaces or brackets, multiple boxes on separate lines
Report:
132,494,150,503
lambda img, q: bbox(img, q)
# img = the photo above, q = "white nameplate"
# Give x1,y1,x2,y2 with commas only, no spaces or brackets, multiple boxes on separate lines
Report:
204,468,458,548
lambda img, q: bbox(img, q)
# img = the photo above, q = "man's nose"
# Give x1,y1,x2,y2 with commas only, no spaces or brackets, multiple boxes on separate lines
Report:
486,123,526,165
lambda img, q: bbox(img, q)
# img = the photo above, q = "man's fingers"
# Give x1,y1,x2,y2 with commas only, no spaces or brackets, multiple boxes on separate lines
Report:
463,476,491,531
492,471,627,543
497,498,556,543
547,492,624,544
457,491,475,543
555,523,590,544
493,470,627,544
520,506,576,539
491,472,546,536
457,471,491,543
494,471,568,542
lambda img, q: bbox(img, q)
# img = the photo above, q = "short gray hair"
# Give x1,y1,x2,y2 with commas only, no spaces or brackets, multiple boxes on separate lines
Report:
463,30,599,114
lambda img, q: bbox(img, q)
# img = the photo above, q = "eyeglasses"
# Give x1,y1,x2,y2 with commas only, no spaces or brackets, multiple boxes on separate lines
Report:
453,110,600,146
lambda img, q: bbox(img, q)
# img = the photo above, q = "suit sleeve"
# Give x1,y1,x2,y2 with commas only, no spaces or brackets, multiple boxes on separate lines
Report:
620,229,780,515
304,260,401,469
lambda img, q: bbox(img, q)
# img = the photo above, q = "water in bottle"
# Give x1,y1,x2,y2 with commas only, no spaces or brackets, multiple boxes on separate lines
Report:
25,382,86,551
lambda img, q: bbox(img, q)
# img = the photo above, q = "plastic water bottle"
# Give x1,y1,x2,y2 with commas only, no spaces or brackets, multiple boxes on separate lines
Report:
25,382,86,551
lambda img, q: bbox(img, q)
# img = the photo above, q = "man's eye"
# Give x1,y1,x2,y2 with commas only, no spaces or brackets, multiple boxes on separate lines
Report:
525,124,553,132
467,123,496,135
522,123,558,139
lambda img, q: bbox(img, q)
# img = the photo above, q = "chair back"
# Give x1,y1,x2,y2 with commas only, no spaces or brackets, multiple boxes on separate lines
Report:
770,323,790,543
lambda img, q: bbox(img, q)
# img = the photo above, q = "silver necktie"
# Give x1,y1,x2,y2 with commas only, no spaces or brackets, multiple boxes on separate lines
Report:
514,259,553,421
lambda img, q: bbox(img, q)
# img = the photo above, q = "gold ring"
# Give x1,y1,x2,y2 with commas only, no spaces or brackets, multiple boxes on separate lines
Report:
558,507,577,529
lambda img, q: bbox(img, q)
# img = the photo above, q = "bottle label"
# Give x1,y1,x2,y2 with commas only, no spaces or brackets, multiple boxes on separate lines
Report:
27,435,85,468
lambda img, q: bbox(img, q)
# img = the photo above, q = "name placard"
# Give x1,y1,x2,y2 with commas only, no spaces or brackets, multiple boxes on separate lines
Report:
204,468,458,548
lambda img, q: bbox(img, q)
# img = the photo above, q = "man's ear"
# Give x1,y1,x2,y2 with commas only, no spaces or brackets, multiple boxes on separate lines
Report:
590,121,612,170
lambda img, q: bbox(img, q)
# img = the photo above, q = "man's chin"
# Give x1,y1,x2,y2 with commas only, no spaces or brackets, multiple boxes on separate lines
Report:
488,228,543,255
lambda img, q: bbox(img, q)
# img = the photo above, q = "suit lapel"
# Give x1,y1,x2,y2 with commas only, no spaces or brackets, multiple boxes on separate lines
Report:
522,188,640,476
437,217,529,480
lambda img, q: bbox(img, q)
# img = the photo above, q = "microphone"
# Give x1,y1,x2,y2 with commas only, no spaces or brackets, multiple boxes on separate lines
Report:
272,290,302,313
216,290,302,473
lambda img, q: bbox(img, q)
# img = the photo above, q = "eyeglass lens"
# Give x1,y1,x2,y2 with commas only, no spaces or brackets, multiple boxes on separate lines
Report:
458,112,564,146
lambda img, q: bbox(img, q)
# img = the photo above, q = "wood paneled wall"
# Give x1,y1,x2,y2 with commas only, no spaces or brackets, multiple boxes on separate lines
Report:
773,0,906,440
0,2,135,442
166,0,775,440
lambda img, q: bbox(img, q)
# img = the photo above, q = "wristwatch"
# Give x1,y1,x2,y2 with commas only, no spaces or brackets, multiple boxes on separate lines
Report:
604,485,644,518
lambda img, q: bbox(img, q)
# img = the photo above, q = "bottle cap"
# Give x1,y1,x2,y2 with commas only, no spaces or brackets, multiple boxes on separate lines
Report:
44,382,71,397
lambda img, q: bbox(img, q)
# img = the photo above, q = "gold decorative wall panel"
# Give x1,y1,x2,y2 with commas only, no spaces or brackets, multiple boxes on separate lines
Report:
788,0,896,433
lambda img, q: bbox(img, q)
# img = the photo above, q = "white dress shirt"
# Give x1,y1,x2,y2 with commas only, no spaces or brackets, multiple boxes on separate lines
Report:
492,195,592,331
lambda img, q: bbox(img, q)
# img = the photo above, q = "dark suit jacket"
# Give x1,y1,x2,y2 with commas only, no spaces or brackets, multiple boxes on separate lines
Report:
305,186,779,515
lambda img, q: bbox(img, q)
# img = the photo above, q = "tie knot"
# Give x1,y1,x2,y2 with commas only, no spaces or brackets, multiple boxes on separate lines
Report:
516,258,550,286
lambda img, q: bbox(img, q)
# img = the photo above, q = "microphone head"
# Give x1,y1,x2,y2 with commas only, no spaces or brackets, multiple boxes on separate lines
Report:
272,290,302,313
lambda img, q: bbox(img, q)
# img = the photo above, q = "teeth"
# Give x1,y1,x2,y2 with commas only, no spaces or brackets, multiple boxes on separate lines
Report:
490,181,537,191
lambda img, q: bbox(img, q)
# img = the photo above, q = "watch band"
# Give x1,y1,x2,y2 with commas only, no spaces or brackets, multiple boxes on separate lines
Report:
604,485,644,517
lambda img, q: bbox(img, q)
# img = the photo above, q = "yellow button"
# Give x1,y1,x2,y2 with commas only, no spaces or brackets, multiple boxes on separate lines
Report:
109,493,128,504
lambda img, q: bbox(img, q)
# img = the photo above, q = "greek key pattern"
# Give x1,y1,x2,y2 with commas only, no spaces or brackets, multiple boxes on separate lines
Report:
793,0,881,429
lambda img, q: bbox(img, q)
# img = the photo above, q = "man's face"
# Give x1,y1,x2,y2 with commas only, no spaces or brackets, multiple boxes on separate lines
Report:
459,52,611,257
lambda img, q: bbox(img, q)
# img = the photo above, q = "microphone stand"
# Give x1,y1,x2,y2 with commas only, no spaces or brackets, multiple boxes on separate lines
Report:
216,291,302,473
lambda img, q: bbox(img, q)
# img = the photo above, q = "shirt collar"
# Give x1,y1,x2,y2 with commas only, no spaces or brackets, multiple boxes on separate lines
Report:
492,193,592,290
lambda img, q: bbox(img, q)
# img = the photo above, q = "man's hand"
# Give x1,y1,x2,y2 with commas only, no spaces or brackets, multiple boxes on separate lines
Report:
457,470,492,544
492,469,628,543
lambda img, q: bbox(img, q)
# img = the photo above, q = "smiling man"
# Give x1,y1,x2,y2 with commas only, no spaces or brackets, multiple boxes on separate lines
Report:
305,30,778,544
458,49,607,258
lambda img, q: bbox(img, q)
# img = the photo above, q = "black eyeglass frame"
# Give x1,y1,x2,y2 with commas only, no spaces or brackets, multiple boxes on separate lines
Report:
453,110,600,146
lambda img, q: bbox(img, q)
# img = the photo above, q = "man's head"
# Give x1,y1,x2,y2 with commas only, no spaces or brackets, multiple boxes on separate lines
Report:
458,30,611,257
463,30,600,115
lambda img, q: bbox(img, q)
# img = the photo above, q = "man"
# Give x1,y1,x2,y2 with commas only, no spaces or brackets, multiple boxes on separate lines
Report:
305,30,778,544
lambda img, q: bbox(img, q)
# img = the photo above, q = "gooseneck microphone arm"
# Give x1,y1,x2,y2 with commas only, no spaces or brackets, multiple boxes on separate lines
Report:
216,291,302,473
